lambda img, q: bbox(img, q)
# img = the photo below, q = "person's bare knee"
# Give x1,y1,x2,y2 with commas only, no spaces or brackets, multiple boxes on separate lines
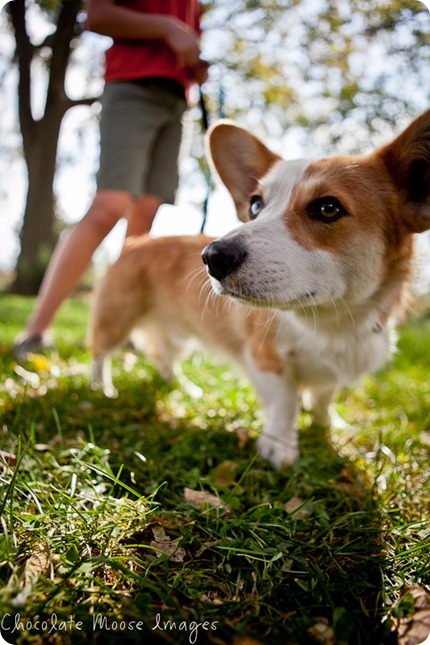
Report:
126,194,163,237
86,190,133,236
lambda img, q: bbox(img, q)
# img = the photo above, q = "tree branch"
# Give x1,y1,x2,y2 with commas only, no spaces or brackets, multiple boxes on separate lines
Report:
63,94,103,111
45,0,83,111
8,0,35,154
33,33,56,51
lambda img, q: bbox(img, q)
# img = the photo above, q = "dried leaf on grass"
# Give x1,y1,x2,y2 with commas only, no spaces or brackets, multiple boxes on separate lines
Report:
307,620,335,644
199,581,230,606
285,496,314,519
214,460,238,487
236,427,251,450
184,487,230,511
0,450,17,471
150,525,186,563
398,586,430,645
21,542,52,584
419,431,430,447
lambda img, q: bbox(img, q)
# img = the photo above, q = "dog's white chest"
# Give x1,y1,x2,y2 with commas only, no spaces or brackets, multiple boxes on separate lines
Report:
276,311,393,389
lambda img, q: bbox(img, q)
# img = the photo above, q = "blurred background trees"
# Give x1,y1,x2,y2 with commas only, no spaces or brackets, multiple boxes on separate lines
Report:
202,0,429,148
2,0,429,294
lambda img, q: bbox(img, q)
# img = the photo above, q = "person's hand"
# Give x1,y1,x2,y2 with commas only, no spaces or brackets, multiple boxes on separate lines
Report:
190,58,209,85
164,17,201,69
186,59,210,85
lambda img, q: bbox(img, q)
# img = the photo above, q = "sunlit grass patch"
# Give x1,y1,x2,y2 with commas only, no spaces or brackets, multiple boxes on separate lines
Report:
0,295,429,644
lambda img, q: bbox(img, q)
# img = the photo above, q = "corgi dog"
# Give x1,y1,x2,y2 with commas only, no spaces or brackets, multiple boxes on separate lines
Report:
91,110,430,468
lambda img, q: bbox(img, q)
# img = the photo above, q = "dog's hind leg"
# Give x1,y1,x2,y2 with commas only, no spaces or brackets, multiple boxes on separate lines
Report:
91,354,118,399
90,297,143,397
302,386,334,427
150,333,203,398
303,386,349,430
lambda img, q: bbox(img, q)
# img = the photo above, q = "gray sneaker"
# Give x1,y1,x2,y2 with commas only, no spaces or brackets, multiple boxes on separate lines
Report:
14,334,53,361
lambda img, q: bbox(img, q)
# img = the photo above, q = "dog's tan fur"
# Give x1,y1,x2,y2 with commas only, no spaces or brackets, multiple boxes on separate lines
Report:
90,234,282,395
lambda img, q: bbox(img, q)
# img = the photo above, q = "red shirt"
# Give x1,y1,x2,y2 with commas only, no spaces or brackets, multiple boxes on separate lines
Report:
104,0,201,90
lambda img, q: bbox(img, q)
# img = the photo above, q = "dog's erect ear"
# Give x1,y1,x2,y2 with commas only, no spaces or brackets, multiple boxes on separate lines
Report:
207,120,281,222
378,109,430,233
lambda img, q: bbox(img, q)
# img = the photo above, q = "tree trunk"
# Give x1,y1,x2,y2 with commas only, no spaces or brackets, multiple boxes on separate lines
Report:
12,111,64,294
8,0,96,295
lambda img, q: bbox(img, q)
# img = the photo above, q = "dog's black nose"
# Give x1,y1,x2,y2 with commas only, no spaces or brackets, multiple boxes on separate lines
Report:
202,240,248,282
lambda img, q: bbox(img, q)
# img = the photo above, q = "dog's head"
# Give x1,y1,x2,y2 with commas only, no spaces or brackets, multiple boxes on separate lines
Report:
202,111,430,313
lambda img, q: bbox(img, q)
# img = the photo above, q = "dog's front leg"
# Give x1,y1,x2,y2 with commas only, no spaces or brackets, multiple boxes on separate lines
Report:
246,359,300,468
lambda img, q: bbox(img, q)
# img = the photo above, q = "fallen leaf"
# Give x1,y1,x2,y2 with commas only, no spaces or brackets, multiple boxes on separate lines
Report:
398,586,430,645
419,431,430,447
236,427,250,450
285,496,314,519
21,542,51,584
151,525,170,543
0,450,17,468
184,488,229,511
214,460,238,487
34,444,53,452
150,526,186,563
307,620,335,644
196,540,220,558
200,591,224,605
150,537,186,562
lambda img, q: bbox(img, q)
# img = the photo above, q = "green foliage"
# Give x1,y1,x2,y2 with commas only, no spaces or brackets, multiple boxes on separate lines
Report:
201,0,429,150
0,295,429,643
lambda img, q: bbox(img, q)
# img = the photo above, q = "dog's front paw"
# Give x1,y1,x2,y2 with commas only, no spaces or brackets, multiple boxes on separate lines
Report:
178,374,203,399
103,385,119,399
256,435,299,469
328,407,351,430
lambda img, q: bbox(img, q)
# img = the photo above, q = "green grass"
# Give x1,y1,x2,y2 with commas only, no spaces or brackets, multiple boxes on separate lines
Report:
0,294,429,644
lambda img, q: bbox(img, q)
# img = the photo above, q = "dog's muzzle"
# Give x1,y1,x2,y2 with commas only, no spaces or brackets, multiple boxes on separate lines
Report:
202,240,248,282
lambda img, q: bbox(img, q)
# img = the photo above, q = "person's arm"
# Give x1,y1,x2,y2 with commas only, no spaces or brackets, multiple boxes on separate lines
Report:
86,0,201,69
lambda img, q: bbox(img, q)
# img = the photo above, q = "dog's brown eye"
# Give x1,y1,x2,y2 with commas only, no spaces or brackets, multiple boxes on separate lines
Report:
249,194,264,220
309,196,347,223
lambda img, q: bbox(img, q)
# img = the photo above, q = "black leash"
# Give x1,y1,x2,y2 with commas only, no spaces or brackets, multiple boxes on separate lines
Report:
199,86,211,233
199,85,210,132
198,76,225,233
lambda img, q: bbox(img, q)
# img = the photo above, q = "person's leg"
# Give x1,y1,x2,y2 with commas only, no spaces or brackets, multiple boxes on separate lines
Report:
98,81,170,241
125,193,163,238
22,189,133,340
145,91,186,210
124,85,187,239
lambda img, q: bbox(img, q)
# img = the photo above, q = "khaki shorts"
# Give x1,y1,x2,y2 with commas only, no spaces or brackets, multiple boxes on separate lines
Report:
96,79,187,203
